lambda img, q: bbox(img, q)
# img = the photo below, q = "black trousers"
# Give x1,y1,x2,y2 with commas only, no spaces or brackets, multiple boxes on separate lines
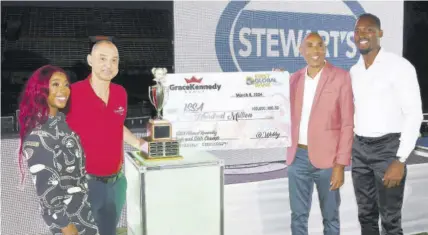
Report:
351,133,407,235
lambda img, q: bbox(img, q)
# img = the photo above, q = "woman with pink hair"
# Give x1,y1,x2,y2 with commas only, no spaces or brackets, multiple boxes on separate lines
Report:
18,65,99,235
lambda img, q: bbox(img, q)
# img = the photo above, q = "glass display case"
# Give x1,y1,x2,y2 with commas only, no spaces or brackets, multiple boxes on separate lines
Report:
124,150,224,235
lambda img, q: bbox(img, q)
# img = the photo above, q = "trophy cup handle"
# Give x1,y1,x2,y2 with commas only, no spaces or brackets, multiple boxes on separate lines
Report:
148,86,155,107
157,87,169,119
148,86,160,119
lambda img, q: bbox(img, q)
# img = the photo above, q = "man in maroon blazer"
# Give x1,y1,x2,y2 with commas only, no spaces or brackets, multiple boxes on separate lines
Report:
278,32,354,235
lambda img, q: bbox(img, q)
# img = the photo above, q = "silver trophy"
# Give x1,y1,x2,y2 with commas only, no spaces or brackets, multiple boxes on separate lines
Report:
148,67,169,119
144,67,180,159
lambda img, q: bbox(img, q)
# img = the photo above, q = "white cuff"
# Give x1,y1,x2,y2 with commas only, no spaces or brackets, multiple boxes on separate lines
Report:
398,156,407,163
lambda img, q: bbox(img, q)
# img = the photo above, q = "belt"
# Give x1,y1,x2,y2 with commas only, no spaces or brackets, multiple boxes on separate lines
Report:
355,133,400,145
86,172,123,184
298,144,308,150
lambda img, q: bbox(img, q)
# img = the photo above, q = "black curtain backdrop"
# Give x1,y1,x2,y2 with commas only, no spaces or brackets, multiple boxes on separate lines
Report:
403,1,428,112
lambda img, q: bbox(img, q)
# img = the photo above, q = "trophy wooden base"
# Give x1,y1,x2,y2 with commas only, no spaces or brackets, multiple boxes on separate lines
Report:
138,151,183,161
144,118,180,160
147,119,172,141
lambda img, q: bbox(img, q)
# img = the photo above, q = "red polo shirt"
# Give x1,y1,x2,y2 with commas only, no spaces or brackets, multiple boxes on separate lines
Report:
66,75,127,176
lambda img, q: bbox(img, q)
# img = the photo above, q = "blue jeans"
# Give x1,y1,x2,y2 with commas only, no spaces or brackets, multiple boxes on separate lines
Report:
288,148,340,235
87,174,127,235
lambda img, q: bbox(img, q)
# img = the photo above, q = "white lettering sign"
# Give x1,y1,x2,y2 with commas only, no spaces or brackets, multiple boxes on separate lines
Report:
238,28,357,58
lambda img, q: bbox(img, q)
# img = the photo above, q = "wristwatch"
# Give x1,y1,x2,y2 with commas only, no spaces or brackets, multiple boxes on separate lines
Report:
398,157,407,164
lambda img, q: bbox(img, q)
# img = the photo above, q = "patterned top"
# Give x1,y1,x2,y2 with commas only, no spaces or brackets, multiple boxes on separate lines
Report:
22,112,98,233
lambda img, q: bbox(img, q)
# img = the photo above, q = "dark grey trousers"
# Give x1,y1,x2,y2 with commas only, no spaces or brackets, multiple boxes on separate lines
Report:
87,174,127,235
351,133,406,235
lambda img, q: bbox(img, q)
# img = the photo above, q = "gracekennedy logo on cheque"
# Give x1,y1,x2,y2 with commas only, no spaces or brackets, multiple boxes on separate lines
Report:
215,1,366,73
169,76,222,92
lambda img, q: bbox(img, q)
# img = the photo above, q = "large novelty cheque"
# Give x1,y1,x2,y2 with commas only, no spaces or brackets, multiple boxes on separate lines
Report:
162,71,291,151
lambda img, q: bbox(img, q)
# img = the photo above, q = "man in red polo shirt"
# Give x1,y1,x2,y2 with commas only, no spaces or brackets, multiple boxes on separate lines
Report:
67,40,148,235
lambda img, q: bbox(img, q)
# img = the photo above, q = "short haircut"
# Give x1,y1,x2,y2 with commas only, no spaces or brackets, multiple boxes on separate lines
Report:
304,32,324,42
90,39,117,54
357,13,381,29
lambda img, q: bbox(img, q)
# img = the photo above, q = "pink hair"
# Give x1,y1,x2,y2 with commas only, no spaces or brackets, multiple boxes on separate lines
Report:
18,65,69,184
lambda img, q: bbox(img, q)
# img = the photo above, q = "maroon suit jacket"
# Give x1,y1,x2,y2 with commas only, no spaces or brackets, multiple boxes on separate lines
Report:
287,62,354,169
